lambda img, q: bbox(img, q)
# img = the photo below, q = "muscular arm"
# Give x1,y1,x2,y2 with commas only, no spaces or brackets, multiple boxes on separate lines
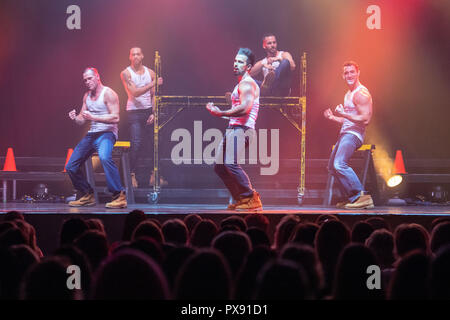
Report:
249,59,264,77
120,69,154,98
73,94,88,125
282,51,296,70
338,89,373,125
220,81,256,117
87,89,120,124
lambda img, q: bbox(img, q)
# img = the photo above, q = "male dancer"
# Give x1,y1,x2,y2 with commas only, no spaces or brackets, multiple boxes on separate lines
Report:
250,33,296,96
120,47,163,188
323,61,374,209
206,48,262,211
66,67,127,208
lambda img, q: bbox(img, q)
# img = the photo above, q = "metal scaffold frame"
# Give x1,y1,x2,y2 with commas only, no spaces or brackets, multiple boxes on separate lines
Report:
148,51,307,205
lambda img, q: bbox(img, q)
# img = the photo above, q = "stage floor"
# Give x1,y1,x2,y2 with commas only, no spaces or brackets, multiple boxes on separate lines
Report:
1,203,450,216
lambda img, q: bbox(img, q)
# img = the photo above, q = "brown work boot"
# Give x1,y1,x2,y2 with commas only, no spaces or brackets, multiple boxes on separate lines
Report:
235,192,263,211
344,192,374,209
227,197,249,210
105,191,127,209
131,172,138,188
68,192,96,207
260,71,275,95
336,200,350,209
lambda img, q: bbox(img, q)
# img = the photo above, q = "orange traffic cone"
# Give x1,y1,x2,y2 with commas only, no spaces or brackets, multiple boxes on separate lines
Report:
2,148,17,171
393,150,407,174
63,148,73,172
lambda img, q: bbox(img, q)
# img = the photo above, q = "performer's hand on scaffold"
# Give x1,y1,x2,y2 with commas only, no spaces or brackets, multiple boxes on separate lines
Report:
156,77,163,86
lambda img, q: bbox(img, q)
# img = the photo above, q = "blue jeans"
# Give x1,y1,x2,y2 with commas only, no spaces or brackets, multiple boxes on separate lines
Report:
214,126,255,200
128,109,153,173
256,59,292,96
328,133,365,203
66,132,123,195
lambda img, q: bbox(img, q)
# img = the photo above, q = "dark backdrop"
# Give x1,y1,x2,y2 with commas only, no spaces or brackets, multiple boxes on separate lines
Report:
0,0,449,163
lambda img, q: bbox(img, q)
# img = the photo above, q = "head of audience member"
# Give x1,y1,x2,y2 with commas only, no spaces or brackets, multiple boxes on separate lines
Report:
430,221,450,254
290,222,319,248
0,221,16,234
59,218,89,246
254,259,309,299
13,220,42,257
351,221,374,244
388,250,430,300
85,218,106,234
189,219,219,248
175,248,232,300
430,217,450,231
220,216,247,233
212,231,252,278
122,210,147,241
430,244,450,299
162,246,196,290
365,229,395,269
93,249,169,300
235,246,276,300
54,244,92,296
0,227,27,249
3,211,25,222
394,223,430,258
314,214,338,226
20,256,81,300
244,214,270,234
333,243,385,300
74,230,109,272
161,219,188,245
365,217,390,231
132,220,164,244
183,214,202,235
0,244,39,299
280,243,323,298
315,219,350,296
246,227,271,248
128,237,165,265
274,215,301,250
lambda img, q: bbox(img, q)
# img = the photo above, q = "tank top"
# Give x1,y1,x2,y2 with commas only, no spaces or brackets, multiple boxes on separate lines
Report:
339,84,368,143
86,86,118,139
228,76,260,129
261,51,284,77
126,66,153,111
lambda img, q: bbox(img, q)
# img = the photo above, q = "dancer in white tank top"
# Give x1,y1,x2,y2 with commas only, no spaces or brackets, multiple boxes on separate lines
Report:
66,67,126,209
120,47,163,188
323,61,374,209
206,48,263,211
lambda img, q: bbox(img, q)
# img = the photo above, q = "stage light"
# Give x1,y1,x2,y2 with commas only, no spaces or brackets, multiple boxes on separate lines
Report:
387,174,403,188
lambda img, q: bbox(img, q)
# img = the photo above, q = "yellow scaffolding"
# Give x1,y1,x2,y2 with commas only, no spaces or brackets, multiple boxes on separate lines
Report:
149,52,307,205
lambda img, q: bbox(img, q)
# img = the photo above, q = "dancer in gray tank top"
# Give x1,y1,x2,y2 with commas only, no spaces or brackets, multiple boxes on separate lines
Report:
323,61,374,209
66,67,127,209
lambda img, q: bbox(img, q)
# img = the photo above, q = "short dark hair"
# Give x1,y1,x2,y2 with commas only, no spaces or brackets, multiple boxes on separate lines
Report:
262,33,276,42
83,67,100,77
343,61,359,72
237,48,255,67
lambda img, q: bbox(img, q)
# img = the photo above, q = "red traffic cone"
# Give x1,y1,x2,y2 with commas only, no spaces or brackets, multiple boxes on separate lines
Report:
3,148,17,171
63,148,74,172
2,148,17,171
393,150,406,174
